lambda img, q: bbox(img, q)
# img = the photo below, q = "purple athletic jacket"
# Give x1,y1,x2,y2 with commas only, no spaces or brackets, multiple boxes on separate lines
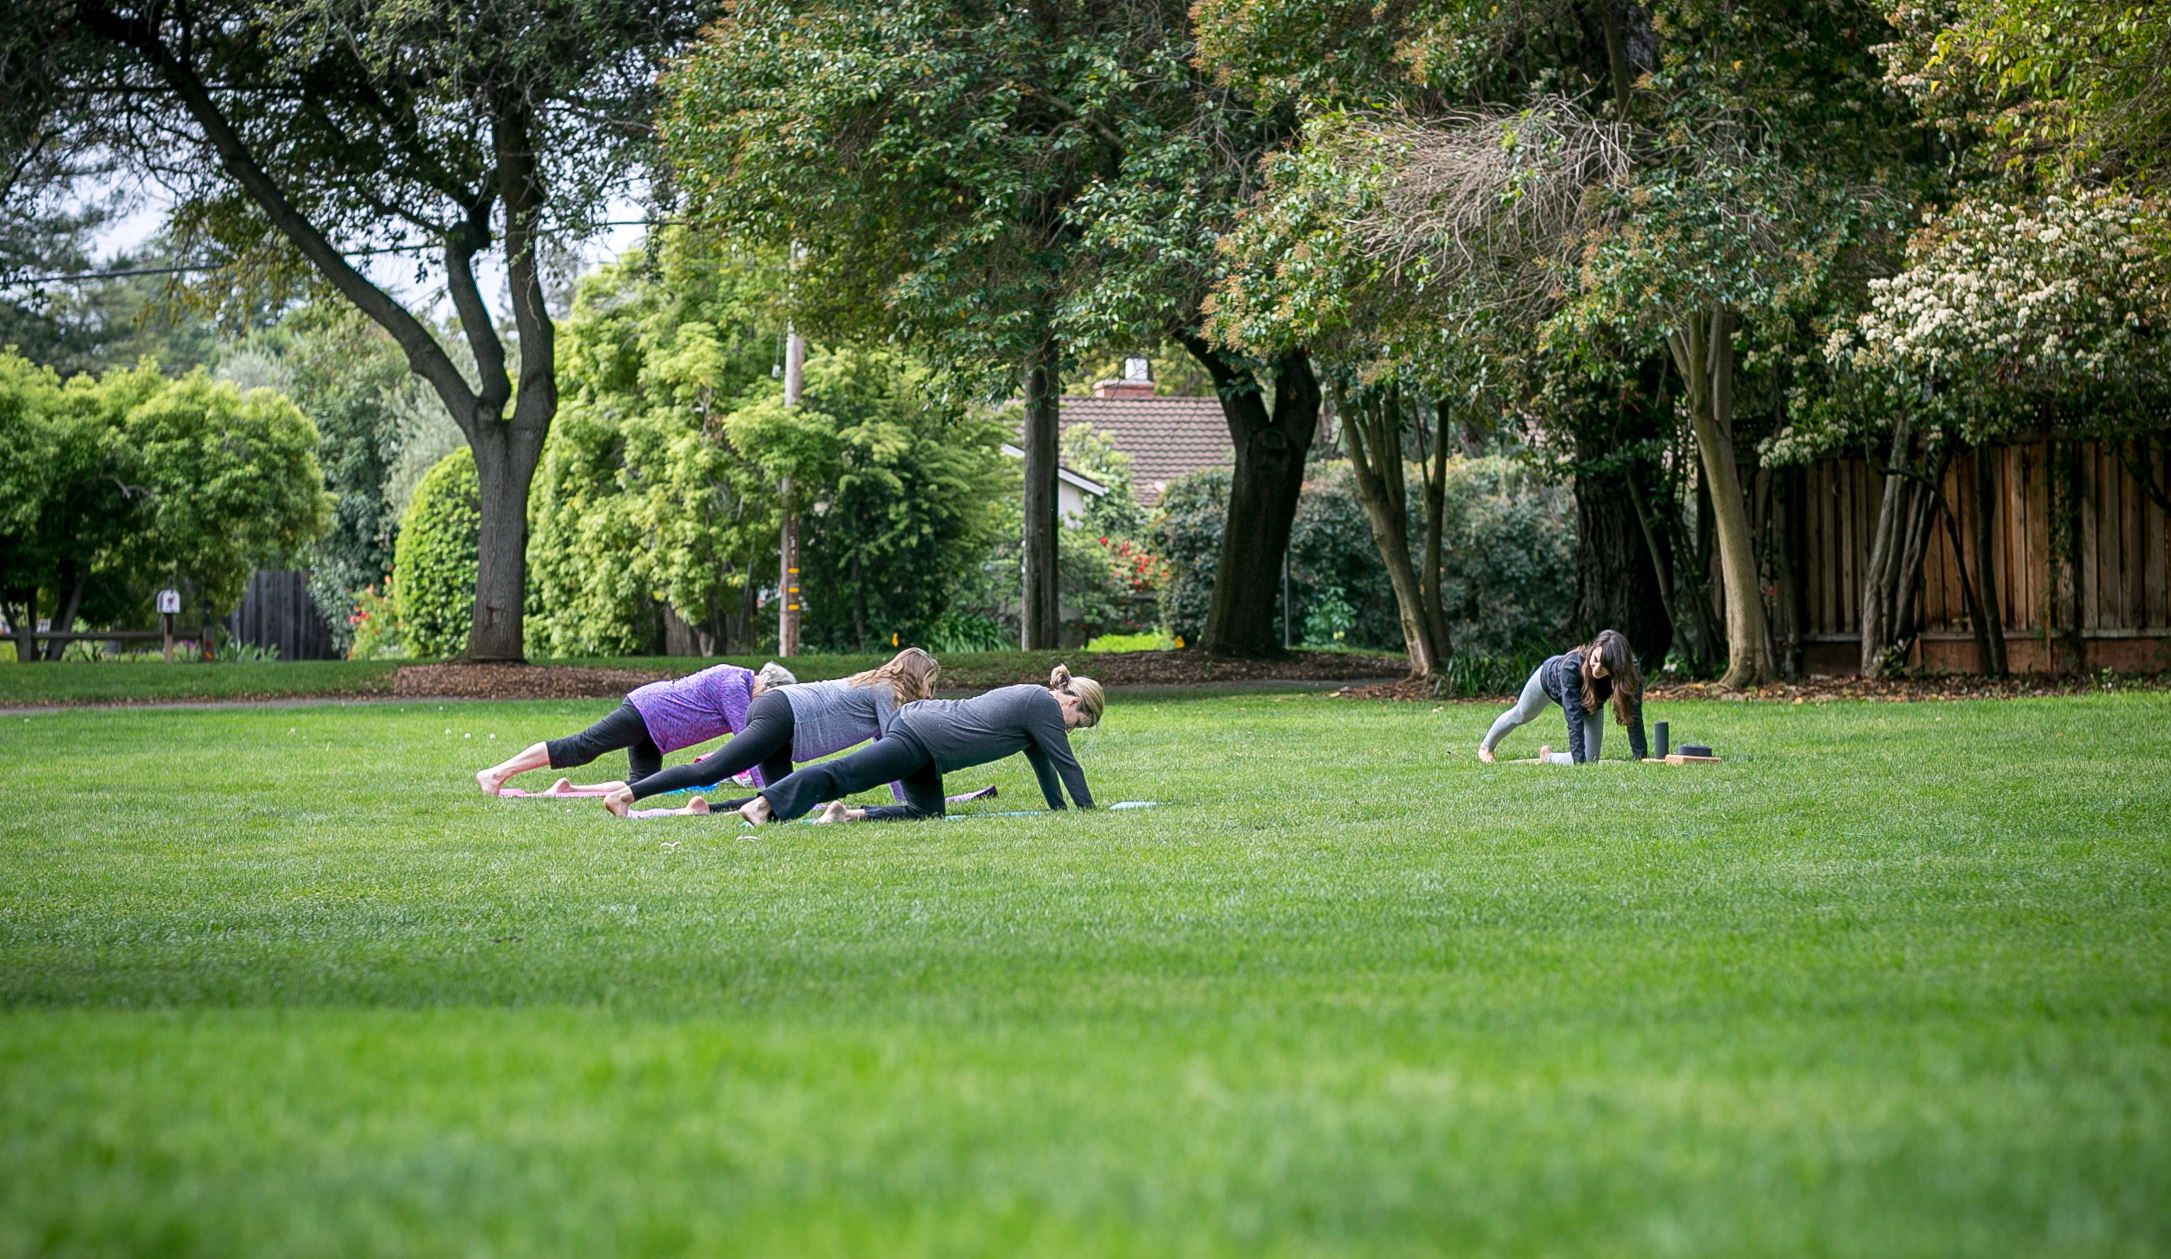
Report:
626,664,755,756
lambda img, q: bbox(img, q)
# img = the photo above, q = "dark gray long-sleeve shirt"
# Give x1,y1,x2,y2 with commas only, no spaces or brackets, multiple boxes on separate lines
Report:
779,677,897,762
892,684,1094,810
1539,650,1649,763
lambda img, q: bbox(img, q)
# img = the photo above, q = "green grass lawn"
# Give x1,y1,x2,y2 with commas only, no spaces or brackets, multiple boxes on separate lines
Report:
1,692,2165,1255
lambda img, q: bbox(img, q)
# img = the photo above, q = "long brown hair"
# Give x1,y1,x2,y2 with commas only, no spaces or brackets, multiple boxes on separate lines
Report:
1578,629,1641,726
849,647,940,704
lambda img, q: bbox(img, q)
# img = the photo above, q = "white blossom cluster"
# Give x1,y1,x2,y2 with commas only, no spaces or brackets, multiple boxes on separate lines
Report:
1830,193,2169,393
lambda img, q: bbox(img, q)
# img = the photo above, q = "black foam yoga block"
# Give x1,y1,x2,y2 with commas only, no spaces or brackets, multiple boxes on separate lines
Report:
1678,744,1714,757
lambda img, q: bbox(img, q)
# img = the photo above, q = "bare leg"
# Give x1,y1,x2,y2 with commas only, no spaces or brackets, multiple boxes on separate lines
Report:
478,742,551,794
738,795,774,825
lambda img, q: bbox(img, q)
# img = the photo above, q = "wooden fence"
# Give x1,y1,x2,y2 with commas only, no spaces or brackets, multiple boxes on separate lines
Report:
1774,440,2170,674
226,570,338,661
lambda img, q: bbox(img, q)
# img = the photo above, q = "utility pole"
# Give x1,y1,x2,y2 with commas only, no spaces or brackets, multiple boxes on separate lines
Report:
778,325,805,658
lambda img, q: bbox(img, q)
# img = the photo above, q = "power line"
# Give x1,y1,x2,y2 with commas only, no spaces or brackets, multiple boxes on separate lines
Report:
3,222,688,288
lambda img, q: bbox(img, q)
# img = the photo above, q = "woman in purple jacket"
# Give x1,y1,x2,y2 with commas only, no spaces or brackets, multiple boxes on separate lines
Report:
475,660,797,795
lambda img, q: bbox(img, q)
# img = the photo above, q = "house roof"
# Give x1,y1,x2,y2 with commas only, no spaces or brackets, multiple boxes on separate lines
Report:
998,444,1107,497
1055,395,1231,506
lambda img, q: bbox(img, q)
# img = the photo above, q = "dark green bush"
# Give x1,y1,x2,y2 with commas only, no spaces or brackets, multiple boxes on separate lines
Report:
1151,469,1228,646
1153,456,1576,658
392,447,478,659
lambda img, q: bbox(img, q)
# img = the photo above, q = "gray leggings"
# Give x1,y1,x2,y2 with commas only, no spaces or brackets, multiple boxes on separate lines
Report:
1480,666,1600,762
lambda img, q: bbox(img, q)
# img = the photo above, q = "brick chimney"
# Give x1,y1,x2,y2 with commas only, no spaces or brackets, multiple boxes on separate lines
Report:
1092,356,1155,399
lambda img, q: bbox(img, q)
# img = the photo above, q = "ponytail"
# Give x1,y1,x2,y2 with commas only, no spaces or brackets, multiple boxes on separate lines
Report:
1047,663,1105,728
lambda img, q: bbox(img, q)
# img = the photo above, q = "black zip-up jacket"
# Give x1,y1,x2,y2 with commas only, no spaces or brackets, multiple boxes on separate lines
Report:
1539,650,1649,762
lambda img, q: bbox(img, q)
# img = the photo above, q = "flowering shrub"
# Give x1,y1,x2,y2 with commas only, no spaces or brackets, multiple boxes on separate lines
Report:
1825,193,2171,428
347,582,407,660
1100,536,1166,597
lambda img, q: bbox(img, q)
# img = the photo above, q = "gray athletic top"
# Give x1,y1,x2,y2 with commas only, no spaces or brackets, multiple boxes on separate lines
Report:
893,684,1093,810
781,677,899,763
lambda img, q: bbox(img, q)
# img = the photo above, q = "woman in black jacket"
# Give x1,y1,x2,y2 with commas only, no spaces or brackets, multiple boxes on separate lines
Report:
1477,629,1648,764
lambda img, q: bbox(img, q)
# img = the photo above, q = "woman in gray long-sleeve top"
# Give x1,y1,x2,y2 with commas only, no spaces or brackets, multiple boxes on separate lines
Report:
739,665,1104,824
599,649,939,815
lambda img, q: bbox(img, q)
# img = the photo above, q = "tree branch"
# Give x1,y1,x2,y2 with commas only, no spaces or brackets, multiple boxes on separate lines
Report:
78,2,484,432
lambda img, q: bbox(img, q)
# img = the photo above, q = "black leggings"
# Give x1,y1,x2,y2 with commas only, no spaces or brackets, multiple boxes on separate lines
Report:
625,689,796,801
759,728,946,822
546,701,664,784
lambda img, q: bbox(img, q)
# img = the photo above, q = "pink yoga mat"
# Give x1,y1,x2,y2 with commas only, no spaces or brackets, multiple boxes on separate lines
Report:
494,784,619,798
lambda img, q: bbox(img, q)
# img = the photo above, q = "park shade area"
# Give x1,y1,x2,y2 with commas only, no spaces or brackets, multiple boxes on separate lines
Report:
1,691,2165,1255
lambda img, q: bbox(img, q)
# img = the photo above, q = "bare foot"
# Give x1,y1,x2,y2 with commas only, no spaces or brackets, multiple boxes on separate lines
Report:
1537,745,1552,764
603,786,634,817
476,767,505,795
1477,745,1495,764
738,796,774,826
543,777,576,796
814,800,851,824
686,797,712,815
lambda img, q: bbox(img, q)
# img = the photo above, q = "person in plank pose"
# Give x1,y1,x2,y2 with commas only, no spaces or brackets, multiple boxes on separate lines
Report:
740,664,1102,825
595,649,940,816
474,659,798,795
1476,629,1648,765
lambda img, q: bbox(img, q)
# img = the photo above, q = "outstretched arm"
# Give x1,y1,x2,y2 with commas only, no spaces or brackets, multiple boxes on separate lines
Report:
1023,712,1094,809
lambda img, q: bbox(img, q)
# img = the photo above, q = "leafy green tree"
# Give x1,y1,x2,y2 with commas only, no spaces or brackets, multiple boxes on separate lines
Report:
0,351,329,653
30,0,716,660
664,0,1327,657
1061,426,1149,542
217,304,418,653
792,351,1013,652
1196,0,1924,687
527,238,1009,656
1884,0,2171,195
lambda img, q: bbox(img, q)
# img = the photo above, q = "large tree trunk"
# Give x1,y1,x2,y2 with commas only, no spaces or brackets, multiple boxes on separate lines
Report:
1766,467,1804,678
1859,416,1914,676
1341,384,1443,679
461,102,556,662
108,19,557,663
1561,351,1680,673
1668,309,1770,688
1893,448,1946,650
1179,336,1320,658
2051,433,2085,673
40,561,89,661
1020,337,1061,650
1971,445,2007,677
1419,401,1452,661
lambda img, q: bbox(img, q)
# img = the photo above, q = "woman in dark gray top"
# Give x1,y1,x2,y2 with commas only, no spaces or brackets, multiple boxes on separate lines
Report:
739,665,1104,825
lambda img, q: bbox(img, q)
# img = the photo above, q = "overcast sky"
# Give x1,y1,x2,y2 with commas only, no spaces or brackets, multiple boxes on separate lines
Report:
83,170,651,322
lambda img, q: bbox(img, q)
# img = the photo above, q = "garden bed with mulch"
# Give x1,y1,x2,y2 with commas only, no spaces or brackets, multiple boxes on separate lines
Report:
391,650,1406,700
1336,672,2170,704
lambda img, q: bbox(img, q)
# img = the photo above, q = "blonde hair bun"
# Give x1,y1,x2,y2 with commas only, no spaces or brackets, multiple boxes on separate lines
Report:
1047,663,1104,727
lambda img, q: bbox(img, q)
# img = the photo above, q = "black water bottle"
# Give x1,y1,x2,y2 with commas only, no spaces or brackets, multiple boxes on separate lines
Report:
1654,720,1669,759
